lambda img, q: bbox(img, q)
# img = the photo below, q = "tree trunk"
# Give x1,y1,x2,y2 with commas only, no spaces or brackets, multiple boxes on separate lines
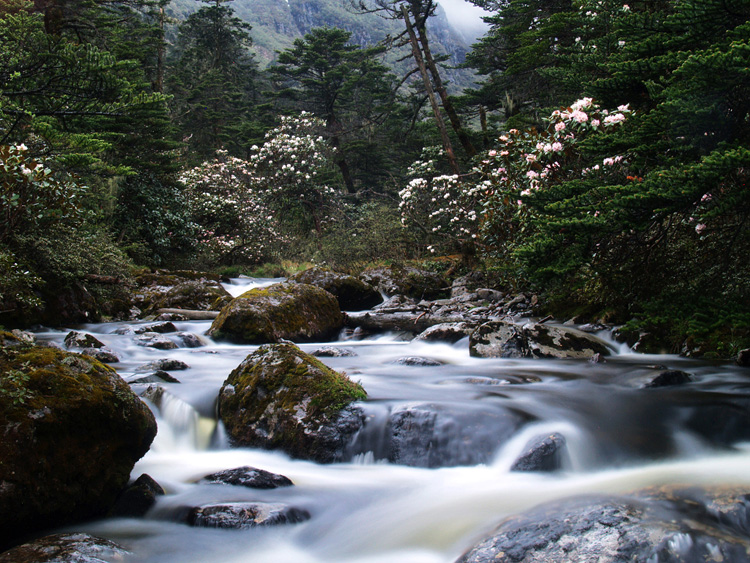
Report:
401,5,459,175
414,15,477,158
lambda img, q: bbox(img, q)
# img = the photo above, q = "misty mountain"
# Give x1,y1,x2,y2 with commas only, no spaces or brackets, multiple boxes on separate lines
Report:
168,0,477,90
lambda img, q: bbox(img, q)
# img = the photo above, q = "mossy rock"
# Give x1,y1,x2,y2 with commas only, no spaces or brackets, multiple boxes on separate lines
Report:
0,346,157,550
218,343,366,463
147,280,232,314
207,283,344,344
290,268,382,311
360,266,448,300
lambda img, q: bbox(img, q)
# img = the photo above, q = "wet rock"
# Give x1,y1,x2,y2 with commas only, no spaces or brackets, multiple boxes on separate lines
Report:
208,283,344,344
290,267,383,311
456,487,750,563
110,474,165,518
134,321,178,334
469,321,526,358
135,359,190,372
177,332,204,348
80,347,119,363
155,312,188,322
0,533,131,563
187,502,310,529
510,433,567,472
469,321,611,360
641,370,692,388
388,403,527,468
524,323,611,359
311,346,358,357
391,356,444,366
0,346,156,550
132,271,230,315
130,370,181,384
737,348,750,367
133,333,178,350
361,265,448,300
63,331,105,349
149,279,232,313
476,288,504,302
414,322,477,344
199,466,293,489
218,343,367,463
578,323,608,333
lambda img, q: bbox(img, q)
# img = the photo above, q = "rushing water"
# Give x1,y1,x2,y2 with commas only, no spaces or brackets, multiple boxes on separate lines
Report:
33,279,750,563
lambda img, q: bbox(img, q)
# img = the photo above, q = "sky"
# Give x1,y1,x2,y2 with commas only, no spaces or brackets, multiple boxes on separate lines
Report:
437,0,491,41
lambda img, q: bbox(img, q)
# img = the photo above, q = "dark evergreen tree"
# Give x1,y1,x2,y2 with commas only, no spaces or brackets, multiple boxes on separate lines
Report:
272,26,398,192
166,0,260,161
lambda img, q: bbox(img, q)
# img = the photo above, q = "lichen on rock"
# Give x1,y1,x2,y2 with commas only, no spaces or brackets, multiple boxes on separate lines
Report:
218,342,366,463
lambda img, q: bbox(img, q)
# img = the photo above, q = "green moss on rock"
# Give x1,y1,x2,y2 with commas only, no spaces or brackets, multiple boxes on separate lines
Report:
207,283,344,344
0,346,157,550
218,343,366,463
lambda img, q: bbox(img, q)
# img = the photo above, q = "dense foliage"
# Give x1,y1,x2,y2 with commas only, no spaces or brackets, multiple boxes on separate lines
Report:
0,0,747,354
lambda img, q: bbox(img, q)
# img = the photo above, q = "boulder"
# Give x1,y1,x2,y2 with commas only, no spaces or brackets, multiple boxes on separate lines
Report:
641,369,692,389
207,283,344,344
187,502,310,529
391,356,444,366
80,347,119,364
198,466,293,489
737,348,750,367
290,267,383,311
134,322,178,334
0,346,157,550
0,533,130,563
132,270,230,315
311,346,358,357
510,433,567,472
387,402,527,468
469,321,527,358
456,487,750,563
135,359,190,372
469,321,611,359
360,265,449,300
523,323,612,359
63,331,105,349
133,332,178,350
414,322,477,344
110,474,165,518
218,343,367,462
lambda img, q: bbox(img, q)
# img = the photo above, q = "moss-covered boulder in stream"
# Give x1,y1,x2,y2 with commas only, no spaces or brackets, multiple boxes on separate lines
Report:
0,345,157,550
207,283,344,344
290,268,383,311
218,343,367,463
360,265,448,300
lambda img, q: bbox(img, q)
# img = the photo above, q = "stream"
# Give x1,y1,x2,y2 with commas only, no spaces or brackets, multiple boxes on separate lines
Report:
33,278,750,563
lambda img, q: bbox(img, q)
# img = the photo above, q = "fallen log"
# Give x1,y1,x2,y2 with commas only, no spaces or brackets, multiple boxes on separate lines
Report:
345,312,469,334
156,308,220,320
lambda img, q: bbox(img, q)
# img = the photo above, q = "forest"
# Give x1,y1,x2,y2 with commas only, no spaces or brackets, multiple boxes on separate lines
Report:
0,0,748,356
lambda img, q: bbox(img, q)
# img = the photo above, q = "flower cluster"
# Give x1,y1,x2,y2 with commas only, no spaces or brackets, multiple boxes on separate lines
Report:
180,113,339,263
399,147,483,253
399,99,634,255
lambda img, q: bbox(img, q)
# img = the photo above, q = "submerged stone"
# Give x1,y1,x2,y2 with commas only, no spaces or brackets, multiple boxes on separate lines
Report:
510,433,567,472
199,466,293,489
187,502,310,529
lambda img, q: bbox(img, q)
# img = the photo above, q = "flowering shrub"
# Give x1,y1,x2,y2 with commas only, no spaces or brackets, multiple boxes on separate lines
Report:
399,99,633,256
180,150,281,264
0,144,87,243
250,112,339,232
180,113,340,263
399,147,483,254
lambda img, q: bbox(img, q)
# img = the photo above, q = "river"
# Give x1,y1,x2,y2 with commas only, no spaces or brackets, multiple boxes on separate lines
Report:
33,278,750,562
